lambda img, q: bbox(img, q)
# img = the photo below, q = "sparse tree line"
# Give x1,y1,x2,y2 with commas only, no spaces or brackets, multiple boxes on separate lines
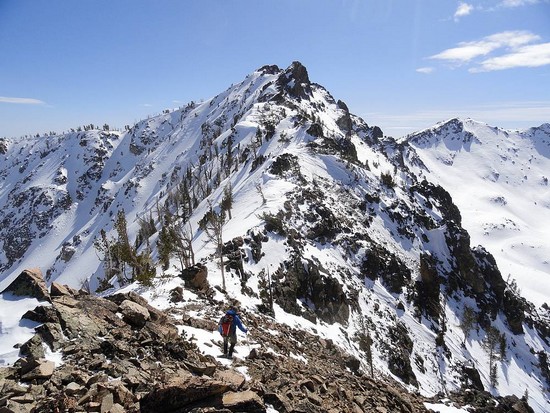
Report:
93,107,277,291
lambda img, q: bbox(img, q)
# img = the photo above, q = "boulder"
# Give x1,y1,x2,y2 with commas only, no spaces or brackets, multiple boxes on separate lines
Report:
214,369,246,390
119,300,150,328
50,282,75,297
139,376,229,413
179,263,209,292
36,322,64,351
19,334,45,361
222,390,265,412
169,286,183,303
21,360,55,381
1,269,50,302
21,305,59,324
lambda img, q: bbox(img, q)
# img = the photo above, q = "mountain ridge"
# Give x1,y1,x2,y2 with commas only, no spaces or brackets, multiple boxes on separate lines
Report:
1,62,549,412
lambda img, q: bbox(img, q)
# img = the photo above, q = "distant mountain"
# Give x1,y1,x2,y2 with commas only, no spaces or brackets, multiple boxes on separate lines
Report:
401,118,550,307
0,63,548,412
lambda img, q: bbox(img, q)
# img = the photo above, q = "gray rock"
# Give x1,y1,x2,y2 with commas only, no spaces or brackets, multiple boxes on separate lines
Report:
119,300,150,328
19,334,45,361
65,381,82,395
1,269,50,302
36,322,64,351
100,391,113,413
222,390,265,412
50,282,75,297
140,376,229,413
21,360,55,381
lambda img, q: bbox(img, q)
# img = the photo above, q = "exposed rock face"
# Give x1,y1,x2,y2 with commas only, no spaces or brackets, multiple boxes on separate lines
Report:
119,299,150,328
336,99,353,136
1,268,50,302
140,375,229,413
273,255,350,325
0,138,7,154
277,61,312,99
179,263,210,292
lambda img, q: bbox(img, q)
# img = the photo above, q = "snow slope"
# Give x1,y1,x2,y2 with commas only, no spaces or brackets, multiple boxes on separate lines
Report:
1,64,548,412
402,118,550,307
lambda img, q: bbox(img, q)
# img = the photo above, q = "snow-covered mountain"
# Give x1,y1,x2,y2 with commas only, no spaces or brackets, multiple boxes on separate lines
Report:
1,62,548,412
401,118,550,307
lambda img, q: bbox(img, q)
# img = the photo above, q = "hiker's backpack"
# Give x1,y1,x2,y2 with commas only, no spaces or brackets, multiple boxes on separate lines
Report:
220,314,234,337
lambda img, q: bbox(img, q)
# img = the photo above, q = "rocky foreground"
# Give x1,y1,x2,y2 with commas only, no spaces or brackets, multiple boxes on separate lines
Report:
0,269,534,413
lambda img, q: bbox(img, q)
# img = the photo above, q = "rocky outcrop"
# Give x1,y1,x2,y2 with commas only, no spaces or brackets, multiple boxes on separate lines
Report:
1,268,50,302
179,263,210,293
0,269,449,413
273,255,350,325
277,61,312,100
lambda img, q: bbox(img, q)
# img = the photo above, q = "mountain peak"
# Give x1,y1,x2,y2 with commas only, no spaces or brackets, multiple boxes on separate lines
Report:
276,61,312,99
257,64,280,75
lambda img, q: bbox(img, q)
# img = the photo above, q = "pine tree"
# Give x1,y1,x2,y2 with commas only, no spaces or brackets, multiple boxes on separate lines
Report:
203,205,226,290
135,240,156,286
460,306,476,345
157,224,175,271
483,326,502,388
221,183,233,220
258,268,274,316
93,229,116,289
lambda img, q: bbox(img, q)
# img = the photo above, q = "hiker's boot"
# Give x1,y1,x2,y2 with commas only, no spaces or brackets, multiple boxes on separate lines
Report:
228,343,235,359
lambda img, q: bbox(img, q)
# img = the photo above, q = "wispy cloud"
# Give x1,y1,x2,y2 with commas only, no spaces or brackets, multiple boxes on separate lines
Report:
0,96,45,105
454,2,474,20
499,0,539,7
429,30,550,71
142,103,153,107
451,0,541,19
416,67,435,74
473,42,550,71
363,100,550,137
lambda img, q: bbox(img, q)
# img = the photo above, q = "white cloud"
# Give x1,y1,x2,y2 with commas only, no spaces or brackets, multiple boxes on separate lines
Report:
454,2,474,20
142,103,153,107
499,0,539,7
0,96,45,105
473,42,550,71
363,101,550,137
416,67,435,74
429,30,550,71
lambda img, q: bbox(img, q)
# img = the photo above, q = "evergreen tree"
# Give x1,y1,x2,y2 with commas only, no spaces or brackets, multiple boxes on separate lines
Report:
221,183,233,220
257,268,274,316
483,326,503,388
134,240,156,286
460,306,476,345
157,224,175,271
203,204,226,290
93,229,116,289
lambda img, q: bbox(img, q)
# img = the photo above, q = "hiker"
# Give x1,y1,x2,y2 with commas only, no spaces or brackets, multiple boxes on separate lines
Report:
218,308,248,359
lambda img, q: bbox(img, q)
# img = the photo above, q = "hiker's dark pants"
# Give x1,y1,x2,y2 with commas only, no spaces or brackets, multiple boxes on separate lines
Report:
223,333,237,356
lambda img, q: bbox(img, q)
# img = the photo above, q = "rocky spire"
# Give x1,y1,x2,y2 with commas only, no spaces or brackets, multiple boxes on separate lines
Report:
277,61,312,99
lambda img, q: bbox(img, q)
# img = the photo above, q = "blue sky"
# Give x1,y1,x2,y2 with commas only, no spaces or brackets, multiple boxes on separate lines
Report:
1,0,549,138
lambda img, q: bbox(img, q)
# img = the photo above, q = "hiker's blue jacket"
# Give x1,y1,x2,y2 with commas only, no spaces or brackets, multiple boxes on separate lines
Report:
218,309,247,335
